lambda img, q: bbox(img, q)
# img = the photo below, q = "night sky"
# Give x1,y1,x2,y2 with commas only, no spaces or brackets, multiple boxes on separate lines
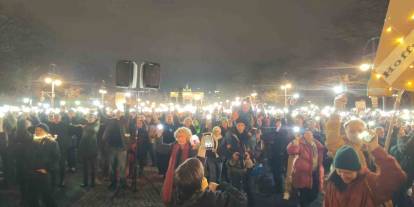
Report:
0,0,388,92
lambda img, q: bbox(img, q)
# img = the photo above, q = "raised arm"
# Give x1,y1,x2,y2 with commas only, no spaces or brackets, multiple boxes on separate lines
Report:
366,147,406,205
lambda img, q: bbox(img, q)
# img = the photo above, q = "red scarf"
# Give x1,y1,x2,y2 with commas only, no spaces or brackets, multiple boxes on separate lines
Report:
162,143,190,205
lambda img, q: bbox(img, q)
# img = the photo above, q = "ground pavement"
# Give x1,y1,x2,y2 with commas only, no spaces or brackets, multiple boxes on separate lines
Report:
1,166,323,207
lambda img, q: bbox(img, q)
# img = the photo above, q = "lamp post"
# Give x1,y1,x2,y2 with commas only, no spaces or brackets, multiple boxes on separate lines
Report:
280,83,292,108
45,77,62,108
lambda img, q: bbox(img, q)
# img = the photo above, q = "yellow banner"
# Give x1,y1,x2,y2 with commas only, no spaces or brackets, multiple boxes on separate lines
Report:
376,29,414,85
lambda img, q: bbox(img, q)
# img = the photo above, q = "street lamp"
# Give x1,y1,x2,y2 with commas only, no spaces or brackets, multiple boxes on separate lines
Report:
44,77,62,108
359,63,373,72
280,83,292,108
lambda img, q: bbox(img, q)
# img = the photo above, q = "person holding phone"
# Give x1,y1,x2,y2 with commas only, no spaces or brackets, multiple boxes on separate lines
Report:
286,129,325,207
326,95,376,170
170,158,247,207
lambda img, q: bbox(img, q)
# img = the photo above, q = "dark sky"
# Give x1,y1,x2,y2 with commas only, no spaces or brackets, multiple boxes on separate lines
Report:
1,0,388,91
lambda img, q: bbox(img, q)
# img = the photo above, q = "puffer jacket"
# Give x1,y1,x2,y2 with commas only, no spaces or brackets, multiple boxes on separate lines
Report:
287,138,325,190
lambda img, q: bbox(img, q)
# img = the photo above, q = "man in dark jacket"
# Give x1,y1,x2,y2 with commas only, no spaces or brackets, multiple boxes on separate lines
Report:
262,119,289,194
157,114,177,176
79,113,99,188
0,116,9,187
221,119,254,206
67,110,84,172
102,112,128,190
26,123,60,207
130,118,150,177
390,127,414,207
48,113,71,187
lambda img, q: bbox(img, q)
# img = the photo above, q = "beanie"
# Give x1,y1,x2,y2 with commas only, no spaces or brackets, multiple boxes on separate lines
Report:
36,123,50,133
334,145,361,171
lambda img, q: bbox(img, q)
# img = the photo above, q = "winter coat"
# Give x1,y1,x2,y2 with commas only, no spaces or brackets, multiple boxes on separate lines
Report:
262,127,289,174
221,129,251,160
102,118,128,149
163,123,178,144
390,136,414,189
28,135,60,172
129,125,150,146
79,121,99,158
48,121,71,151
287,138,324,190
325,147,406,207
170,182,247,207
0,118,7,151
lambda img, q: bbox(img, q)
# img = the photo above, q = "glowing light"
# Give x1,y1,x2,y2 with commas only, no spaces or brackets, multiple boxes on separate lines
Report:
60,101,66,106
396,37,404,44
375,73,382,79
281,83,292,90
92,100,100,106
43,103,50,109
99,89,107,94
368,121,375,127
386,27,392,33
293,93,300,99
54,80,62,86
75,100,81,106
407,81,413,86
45,77,52,84
206,114,212,120
359,63,372,71
292,126,300,133
333,85,347,94
23,98,30,104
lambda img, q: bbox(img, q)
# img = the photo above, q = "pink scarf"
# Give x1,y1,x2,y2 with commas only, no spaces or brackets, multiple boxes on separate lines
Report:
162,143,190,205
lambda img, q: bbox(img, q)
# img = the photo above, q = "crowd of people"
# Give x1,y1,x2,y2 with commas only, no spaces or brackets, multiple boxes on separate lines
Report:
0,95,413,207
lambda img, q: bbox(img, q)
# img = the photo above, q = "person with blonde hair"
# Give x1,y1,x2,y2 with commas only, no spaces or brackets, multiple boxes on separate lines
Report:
162,127,197,205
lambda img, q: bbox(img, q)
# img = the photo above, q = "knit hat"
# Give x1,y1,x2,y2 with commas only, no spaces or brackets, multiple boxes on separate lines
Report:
36,123,50,133
235,118,247,125
334,146,361,171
